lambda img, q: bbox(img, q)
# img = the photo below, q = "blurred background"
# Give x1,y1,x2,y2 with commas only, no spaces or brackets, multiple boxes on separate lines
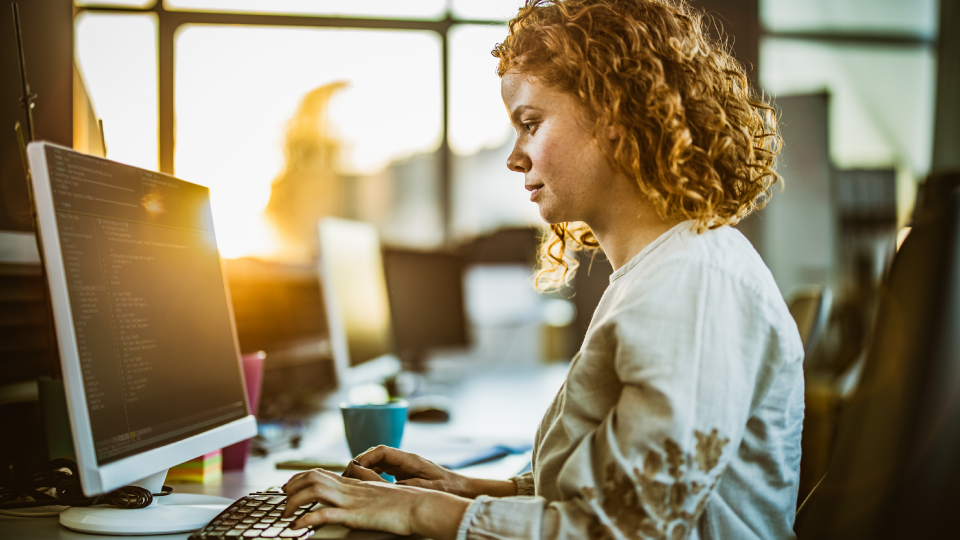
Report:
1,0,957,505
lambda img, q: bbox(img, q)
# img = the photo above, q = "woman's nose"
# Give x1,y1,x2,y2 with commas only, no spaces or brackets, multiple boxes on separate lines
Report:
506,142,530,173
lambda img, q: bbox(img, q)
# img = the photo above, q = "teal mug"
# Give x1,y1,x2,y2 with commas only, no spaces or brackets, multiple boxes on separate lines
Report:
340,400,408,462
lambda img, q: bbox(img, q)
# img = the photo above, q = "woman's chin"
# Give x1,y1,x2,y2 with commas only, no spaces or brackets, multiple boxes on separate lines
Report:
539,209,572,226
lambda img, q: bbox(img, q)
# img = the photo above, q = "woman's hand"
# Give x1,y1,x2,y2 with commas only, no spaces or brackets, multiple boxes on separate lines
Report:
281,467,469,540
346,446,518,499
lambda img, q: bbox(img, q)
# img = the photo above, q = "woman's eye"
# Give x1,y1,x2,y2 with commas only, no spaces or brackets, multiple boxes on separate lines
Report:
523,122,539,134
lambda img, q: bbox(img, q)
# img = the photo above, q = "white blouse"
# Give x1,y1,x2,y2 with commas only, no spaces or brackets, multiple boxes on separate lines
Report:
455,222,805,540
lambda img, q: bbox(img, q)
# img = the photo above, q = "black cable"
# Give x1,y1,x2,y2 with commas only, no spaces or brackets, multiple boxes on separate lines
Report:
0,458,172,511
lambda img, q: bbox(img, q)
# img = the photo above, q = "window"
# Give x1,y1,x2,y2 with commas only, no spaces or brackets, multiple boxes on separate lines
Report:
74,12,159,171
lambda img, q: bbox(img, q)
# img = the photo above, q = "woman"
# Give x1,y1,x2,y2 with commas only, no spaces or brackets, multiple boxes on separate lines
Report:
281,1,803,538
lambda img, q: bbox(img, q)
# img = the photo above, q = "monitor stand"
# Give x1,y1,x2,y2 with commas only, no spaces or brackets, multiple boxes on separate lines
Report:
59,469,234,535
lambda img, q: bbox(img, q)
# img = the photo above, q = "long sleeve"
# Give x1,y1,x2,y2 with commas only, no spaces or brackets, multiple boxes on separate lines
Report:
455,243,803,540
511,472,536,496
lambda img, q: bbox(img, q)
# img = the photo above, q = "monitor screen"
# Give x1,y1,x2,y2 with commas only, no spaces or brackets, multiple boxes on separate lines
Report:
40,145,246,465
382,248,468,357
318,218,395,368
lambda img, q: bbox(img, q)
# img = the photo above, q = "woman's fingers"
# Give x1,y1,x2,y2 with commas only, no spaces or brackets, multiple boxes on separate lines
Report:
355,446,437,480
282,469,348,517
355,445,409,471
292,506,350,530
343,460,387,482
281,469,313,491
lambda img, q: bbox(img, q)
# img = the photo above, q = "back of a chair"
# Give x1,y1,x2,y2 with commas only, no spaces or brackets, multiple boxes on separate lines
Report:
787,285,830,360
794,175,960,538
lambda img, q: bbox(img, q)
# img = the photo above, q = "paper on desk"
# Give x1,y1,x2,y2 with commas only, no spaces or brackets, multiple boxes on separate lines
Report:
400,438,531,469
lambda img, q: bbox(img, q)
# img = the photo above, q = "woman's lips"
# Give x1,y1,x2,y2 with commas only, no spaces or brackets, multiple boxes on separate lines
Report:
527,185,543,202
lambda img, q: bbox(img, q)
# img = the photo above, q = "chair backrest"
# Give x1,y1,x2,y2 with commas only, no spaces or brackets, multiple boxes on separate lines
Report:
794,174,960,539
787,285,830,361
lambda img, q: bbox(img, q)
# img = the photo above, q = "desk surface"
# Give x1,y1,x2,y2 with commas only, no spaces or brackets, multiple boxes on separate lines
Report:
0,364,568,540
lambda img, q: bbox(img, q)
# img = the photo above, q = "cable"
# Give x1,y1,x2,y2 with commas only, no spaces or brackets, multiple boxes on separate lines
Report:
0,458,172,515
0,508,65,517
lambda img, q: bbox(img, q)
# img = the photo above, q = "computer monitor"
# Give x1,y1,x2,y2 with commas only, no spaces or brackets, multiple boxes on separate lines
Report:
224,257,336,415
317,218,400,392
381,248,468,370
26,142,257,535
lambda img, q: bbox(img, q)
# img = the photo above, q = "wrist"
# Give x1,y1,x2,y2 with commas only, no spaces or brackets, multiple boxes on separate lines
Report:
464,478,517,498
410,490,471,540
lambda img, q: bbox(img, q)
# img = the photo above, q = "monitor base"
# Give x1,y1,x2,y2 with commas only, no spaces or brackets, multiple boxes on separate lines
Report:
59,493,234,535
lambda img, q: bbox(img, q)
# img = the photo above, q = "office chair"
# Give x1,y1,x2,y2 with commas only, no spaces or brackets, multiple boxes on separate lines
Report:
787,285,831,362
793,173,960,539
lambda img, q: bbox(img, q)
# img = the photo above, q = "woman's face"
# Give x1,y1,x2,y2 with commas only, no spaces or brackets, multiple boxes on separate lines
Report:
501,73,617,225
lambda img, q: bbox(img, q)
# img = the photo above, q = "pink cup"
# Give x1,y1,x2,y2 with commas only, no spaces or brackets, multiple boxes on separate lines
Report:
222,351,264,471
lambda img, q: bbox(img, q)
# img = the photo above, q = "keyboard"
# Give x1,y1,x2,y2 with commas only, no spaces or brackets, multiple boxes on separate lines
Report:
188,492,316,539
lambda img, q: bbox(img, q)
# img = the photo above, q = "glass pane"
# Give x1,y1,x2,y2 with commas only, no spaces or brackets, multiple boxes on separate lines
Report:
165,0,446,19
76,0,156,7
175,25,443,260
449,24,540,240
452,0,523,21
760,39,936,177
761,0,938,37
74,12,158,171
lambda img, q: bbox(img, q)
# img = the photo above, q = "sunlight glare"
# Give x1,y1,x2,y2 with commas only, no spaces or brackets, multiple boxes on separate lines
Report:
174,25,442,259
75,13,159,172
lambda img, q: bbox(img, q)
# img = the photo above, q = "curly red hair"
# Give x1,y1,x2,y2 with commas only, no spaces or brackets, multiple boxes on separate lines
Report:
493,0,780,290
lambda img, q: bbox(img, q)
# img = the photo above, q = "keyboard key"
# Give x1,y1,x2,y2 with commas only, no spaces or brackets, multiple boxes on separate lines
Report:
260,528,285,538
253,496,271,501
236,508,254,514
243,531,262,537
293,509,305,516
242,518,258,524
250,511,267,517
207,532,226,538
267,496,287,505
261,518,277,524
279,517,295,522
225,532,244,537
268,512,282,517
280,529,311,538
246,501,262,507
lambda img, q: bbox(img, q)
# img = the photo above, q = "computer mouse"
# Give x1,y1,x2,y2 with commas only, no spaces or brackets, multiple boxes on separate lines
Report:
407,395,452,423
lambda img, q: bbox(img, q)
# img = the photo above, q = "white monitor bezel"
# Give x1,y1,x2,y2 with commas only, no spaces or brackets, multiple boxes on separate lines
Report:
27,141,257,496
316,218,400,393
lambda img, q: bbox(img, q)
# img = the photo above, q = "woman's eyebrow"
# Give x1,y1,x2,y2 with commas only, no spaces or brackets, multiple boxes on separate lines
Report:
509,105,541,124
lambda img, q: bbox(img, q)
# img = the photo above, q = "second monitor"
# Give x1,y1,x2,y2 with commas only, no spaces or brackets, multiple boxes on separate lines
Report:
317,218,469,392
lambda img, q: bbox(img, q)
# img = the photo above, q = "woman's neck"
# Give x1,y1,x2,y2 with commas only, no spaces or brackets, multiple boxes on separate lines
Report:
586,177,682,271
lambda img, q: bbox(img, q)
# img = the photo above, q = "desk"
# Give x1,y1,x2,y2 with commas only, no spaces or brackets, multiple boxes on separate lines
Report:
0,364,569,540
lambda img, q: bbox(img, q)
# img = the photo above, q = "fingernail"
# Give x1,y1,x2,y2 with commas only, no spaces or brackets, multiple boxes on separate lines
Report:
352,459,361,467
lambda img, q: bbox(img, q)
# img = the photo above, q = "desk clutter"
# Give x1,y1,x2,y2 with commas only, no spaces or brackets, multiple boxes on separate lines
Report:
167,451,223,485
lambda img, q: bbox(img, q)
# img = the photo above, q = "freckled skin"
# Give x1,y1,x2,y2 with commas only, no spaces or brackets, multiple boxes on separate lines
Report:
501,73,617,226
501,73,680,270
